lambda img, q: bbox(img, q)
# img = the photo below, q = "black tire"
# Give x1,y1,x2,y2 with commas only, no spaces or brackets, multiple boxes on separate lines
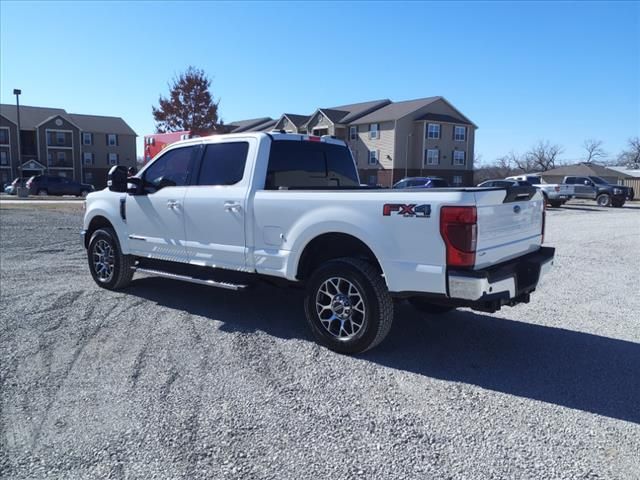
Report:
37,189,48,196
87,227,134,290
79,190,89,198
549,200,562,208
596,193,611,207
408,297,455,315
303,258,393,354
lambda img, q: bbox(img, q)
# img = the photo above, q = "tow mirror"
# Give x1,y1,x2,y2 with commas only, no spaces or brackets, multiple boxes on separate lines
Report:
107,165,128,192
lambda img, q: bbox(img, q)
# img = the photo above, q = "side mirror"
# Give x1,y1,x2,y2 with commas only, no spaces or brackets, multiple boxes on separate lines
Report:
107,165,128,192
127,166,138,176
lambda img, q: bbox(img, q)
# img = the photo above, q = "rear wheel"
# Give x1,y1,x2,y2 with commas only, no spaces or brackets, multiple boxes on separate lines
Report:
549,200,562,208
87,228,134,290
596,193,611,207
37,189,48,196
304,258,393,354
408,297,455,315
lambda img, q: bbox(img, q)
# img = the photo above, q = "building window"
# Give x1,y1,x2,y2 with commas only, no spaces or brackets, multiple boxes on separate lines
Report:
83,152,93,165
454,126,466,141
453,150,466,165
59,171,67,178
349,126,357,140
85,172,94,182
83,133,92,145
453,175,463,185
427,123,440,139
0,151,7,165
57,151,66,162
108,153,119,165
107,134,117,146
56,131,65,145
424,149,440,165
369,124,379,140
47,153,52,163
368,150,378,165
0,129,8,144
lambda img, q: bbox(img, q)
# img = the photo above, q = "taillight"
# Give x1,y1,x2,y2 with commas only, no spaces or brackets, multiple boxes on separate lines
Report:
440,206,477,268
306,135,321,142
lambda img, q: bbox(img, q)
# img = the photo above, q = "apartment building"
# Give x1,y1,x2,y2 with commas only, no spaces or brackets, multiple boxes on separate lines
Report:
229,96,476,186
0,104,136,188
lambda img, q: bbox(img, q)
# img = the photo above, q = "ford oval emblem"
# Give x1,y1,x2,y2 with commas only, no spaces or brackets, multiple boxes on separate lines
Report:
513,205,521,214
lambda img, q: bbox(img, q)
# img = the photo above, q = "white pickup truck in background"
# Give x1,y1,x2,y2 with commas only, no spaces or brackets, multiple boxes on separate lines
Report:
82,132,555,353
506,174,575,207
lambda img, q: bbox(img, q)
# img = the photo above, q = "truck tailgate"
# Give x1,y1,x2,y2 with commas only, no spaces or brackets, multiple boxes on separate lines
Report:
474,187,544,269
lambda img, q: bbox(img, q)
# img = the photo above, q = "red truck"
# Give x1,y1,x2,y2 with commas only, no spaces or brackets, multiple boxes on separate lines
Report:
143,131,198,165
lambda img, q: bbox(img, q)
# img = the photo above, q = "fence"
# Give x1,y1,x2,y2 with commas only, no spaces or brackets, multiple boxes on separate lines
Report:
619,178,640,196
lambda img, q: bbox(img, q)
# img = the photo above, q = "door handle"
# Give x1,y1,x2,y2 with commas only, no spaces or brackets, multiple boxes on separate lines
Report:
167,200,180,210
224,201,242,212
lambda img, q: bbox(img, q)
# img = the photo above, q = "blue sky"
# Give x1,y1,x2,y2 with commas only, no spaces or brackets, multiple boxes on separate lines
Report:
1,1,638,164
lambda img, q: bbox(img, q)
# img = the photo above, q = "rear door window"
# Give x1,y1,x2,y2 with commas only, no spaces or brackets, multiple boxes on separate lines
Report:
266,141,359,189
196,142,249,186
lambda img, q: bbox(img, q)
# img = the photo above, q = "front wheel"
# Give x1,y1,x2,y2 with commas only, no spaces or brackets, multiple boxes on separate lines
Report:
87,228,134,290
596,193,611,207
549,200,562,208
304,258,393,354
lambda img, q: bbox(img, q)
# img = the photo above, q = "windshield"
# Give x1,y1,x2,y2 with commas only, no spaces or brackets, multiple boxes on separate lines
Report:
590,176,608,185
526,176,542,184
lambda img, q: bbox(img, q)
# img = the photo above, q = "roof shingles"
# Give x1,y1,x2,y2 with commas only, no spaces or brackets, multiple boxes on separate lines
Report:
0,104,136,135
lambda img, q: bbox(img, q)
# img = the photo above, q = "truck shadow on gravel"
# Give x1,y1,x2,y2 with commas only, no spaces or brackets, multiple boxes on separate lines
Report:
127,278,639,425
371,303,640,424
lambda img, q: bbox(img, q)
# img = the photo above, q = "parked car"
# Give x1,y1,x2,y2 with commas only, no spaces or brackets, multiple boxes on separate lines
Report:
82,132,554,354
26,175,95,197
506,175,574,208
562,176,632,207
4,177,29,195
477,179,532,188
393,177,449,189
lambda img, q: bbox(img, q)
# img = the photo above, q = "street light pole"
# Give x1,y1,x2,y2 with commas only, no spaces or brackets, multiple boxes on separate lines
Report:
13,89,22,182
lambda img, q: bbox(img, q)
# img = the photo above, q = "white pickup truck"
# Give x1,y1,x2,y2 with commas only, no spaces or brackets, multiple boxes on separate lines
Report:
506,174,574,208
82,132,554,353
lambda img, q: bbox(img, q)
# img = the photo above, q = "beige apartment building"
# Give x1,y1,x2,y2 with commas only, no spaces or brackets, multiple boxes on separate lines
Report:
0,104,136,188
229,96,476,186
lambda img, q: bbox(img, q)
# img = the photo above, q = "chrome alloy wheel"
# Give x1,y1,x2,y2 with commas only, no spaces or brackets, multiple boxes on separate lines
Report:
315,277,366,340
92,239,115,283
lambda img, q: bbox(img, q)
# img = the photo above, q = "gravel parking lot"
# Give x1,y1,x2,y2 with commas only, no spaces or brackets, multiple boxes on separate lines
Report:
1,202,639,479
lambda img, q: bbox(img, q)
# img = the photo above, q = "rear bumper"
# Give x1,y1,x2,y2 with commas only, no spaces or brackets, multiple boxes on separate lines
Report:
446,247,555,312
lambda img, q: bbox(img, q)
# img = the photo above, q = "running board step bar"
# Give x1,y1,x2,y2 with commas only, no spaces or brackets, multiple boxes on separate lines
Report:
132,267,248,291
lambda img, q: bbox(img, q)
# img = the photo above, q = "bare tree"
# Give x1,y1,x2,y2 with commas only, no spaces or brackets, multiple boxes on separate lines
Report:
525,141,564,171
617,137,640,166
582,139,606,163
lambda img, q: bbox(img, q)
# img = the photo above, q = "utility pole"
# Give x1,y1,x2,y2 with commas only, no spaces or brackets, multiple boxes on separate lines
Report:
13,89,22,184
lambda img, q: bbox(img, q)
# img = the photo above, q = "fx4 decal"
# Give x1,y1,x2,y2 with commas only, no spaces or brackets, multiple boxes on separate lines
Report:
383,204,431,218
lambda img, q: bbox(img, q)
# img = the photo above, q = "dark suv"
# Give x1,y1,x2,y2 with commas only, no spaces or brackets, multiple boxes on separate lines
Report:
392,177,450,189
563,176,632,207
26,175,95,197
